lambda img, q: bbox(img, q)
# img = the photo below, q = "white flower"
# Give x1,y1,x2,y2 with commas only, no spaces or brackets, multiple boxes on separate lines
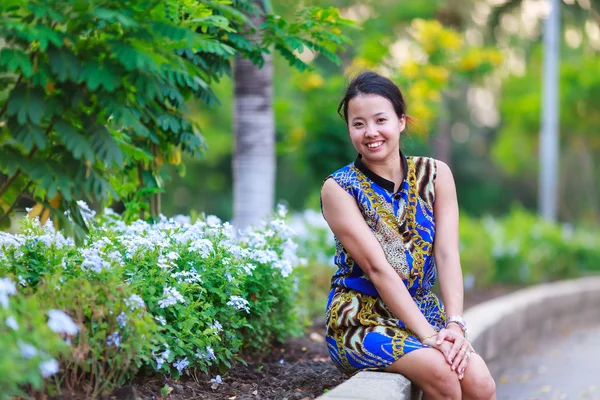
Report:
166,251,179,261
210,375,223,384
270,219,295,239
273,259,293,278
47,309,78,335
172,270,202,284
39,359,60,378
196,346,216,361
0,277,16,309
80,248,110,273
172,215,191,226
189,239,213,258
17,275,26,287
125,294,145,310
173,357,189,374
106,331,121,347
76,200,96,224
210,320,223,333
252,249,278,264
18,341,38,358
205,215,221,227
153,345,171,370
157,255,175,270
154,315,167,326
116,312,127,328
158,287,185,308
240,263,256,275
5,316,18,330
276,203,288,218
227,295,250,313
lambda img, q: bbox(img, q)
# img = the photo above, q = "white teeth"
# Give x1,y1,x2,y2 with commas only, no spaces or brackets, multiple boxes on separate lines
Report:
367,142,383,148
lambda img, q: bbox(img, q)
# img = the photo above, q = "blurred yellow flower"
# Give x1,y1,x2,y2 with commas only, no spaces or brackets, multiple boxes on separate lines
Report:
290,126,306,145
306,73,324,89
423,65,449,85
345,57,376,76
332,27,342,35
401,61,420,79
407,80,431,102
458,50,482,72
439,30,463,51
485,49,504,66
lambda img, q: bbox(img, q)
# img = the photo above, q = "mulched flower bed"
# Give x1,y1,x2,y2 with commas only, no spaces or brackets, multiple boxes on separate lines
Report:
127,286,519,400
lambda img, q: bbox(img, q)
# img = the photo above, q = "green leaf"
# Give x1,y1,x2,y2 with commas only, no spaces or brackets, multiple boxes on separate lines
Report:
6,85,46,125
13,123,47,152
48,46,81,82
80,60,122,92
31,25,64,51
54,119,95,162
87,123,124,166
0,48,33,77
92,8,138,28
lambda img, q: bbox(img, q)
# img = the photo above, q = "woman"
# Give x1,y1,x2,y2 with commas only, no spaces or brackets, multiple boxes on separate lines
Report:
320,71,496,399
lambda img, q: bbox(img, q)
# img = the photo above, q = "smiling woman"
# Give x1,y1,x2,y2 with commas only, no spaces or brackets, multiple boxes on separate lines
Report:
320,72,496,399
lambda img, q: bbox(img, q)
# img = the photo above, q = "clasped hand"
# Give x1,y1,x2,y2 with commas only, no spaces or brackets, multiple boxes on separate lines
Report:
422,326,473,380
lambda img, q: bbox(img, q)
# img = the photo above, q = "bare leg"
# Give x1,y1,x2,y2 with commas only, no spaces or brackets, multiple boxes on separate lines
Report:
459,353,496,400
383,348,461,400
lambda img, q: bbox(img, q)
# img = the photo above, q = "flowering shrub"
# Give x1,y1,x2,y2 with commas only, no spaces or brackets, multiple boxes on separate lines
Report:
0,277,73,399
97,207,303,375
0,203,304,395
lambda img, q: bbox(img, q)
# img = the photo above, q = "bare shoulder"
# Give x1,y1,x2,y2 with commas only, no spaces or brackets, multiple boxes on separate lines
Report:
321,177,354,205
432,159,455,186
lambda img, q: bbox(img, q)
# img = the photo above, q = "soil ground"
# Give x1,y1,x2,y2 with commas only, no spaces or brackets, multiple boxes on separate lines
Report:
127,286,517,400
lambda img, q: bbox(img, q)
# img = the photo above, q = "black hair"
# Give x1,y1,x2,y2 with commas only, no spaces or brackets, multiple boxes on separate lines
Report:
337,71,412,125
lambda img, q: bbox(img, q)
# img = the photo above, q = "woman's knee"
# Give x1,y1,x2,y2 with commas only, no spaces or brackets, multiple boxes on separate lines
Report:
424,362,462,399
384,349,461,399
461,362,496,400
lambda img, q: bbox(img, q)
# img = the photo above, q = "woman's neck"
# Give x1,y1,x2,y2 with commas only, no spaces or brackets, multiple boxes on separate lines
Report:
362,152,404,191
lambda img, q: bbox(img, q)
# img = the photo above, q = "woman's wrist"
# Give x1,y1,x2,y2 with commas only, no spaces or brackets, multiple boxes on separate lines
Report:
446,322,466,337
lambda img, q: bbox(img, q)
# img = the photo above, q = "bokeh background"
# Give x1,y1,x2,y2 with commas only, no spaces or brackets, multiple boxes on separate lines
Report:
162,0,600,226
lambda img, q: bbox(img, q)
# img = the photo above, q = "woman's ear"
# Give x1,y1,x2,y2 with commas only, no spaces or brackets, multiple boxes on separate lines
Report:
399,116,407,133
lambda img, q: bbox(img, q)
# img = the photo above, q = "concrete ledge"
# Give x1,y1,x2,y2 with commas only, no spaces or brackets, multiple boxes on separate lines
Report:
318,276,600,399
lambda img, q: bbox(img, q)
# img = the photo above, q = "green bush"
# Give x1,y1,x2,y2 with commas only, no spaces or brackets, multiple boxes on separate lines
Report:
461,208,600,286
0,277,72,399
0,204,304,395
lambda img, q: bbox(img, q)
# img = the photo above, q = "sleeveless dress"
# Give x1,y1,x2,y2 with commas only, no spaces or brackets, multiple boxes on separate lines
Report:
322,152,447,376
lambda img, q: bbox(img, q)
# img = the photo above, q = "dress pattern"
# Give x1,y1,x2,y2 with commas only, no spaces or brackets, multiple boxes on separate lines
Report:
322,153,447,376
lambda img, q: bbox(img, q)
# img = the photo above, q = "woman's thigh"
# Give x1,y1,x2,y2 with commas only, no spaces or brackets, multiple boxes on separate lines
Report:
383,347,461,398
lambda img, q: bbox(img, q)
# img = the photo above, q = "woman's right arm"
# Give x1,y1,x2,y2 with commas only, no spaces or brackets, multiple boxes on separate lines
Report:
321,178,438,344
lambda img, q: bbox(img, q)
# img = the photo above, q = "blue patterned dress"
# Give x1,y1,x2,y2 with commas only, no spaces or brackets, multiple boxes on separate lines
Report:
322,152,446,376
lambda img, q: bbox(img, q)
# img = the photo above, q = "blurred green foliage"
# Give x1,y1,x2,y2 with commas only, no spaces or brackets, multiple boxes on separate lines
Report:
161,0,599,229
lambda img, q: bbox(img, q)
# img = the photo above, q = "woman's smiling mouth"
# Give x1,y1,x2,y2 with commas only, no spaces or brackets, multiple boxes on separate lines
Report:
366,141,384,149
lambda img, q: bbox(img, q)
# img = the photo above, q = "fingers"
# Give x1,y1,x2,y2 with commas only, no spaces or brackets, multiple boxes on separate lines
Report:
457,350,472,380
436,340,453,361
435,328,455,345
448,339,467,370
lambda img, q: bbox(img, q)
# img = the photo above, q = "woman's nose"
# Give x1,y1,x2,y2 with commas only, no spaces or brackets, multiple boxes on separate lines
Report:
365,124,378,137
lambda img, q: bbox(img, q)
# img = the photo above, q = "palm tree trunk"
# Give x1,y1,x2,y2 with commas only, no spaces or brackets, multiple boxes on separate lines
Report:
233,2,275,230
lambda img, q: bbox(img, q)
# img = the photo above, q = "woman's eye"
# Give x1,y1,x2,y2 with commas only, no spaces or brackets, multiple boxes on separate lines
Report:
353,123,363,127
377,118,387,123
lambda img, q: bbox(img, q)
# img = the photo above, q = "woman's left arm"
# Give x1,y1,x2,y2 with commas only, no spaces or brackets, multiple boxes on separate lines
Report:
432,160,472,378
433,159,464,319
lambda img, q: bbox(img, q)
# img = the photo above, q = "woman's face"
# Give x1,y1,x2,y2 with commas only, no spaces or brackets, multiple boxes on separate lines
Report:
347,94,405,162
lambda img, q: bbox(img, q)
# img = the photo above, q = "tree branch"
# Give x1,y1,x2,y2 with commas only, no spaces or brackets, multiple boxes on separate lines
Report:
0,180,33,224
